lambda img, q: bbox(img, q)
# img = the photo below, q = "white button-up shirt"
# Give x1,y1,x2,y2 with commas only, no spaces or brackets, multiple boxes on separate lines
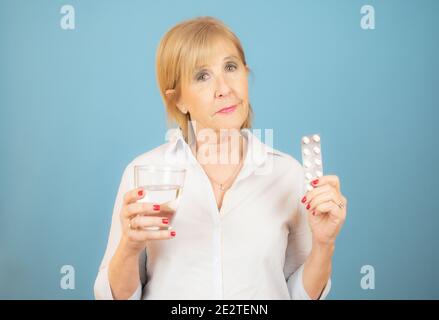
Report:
94,128,331,300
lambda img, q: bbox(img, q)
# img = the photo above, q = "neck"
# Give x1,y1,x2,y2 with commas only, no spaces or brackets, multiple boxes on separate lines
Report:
192,127,245,166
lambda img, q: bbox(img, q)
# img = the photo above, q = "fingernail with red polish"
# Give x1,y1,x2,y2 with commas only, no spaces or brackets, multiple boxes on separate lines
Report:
171,231,176,237
153,204,160,211
306,204,310,210
301,196,307,203
312,179,319,185
162,218,169,224
138,189,144,197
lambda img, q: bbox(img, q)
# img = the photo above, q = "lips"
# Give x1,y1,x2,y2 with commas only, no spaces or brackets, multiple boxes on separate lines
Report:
216,104,238,114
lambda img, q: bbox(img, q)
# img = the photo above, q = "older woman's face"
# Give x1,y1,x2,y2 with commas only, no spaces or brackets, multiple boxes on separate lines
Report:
177,40,249,133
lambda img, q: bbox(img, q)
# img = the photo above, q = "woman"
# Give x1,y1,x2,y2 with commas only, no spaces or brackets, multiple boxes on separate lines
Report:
94,16,347,300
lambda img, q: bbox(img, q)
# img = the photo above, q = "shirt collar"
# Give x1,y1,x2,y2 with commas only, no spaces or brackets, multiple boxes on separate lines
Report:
164,126,280,174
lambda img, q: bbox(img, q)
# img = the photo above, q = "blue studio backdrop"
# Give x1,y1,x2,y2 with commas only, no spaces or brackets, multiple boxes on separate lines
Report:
1,0,438,299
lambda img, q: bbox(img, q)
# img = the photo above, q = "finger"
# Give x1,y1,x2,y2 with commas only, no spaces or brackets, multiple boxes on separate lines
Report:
309,175,340,191
305,184,331,200
308,190,342,212
342,195,348,208
124,202,162,218
123,187,145,205
302,185,331,209
127,229,176,242
312,200,334,216
314,201,345,221
130,216,170,230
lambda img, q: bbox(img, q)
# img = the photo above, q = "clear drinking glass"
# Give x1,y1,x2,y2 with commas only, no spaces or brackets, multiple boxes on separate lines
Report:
134,165,186,230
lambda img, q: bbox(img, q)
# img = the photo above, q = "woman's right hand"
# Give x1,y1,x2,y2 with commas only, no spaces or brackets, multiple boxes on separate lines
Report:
119,187,176,255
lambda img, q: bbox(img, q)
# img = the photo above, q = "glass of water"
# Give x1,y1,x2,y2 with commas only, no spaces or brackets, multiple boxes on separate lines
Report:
134,165,186,230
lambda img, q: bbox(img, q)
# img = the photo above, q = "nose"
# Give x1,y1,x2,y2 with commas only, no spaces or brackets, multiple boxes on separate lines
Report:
214,74,232,98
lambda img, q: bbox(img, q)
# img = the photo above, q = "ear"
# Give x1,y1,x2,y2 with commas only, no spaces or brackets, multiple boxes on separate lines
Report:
177,105,188,114
165,89,187,114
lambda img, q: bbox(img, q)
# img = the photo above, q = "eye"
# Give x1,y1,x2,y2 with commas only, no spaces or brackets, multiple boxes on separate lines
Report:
225,63,237,72
196,71,210,82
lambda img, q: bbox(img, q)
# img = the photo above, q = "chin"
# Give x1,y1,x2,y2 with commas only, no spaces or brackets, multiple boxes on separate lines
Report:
214,118,246,132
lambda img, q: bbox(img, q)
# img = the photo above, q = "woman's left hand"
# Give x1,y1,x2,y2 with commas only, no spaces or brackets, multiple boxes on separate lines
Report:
301,175,347,247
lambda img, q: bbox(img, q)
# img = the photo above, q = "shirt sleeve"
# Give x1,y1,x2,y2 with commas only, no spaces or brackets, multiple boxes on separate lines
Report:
93,164,144,300
94,266,142,300
284,169,331,300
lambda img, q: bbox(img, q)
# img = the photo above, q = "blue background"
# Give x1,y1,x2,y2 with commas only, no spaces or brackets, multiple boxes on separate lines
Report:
1,0,438,299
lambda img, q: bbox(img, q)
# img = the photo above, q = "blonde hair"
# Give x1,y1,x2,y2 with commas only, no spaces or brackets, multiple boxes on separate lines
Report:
155,16,253,142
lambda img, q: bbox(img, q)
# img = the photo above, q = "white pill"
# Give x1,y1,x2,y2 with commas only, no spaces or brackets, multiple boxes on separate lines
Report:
304,160,311,168
313,147,320,154
312,134,320,142
305,172,313,180
315,159,322,166
316,171,323,177
302,136,310,144
303,148,310,156
307,184,314,191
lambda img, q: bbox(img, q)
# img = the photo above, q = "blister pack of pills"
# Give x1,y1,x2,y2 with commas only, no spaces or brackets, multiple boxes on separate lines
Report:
301,134,323,191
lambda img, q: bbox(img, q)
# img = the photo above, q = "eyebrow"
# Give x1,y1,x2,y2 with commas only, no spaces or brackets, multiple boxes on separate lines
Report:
194,55,239,73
